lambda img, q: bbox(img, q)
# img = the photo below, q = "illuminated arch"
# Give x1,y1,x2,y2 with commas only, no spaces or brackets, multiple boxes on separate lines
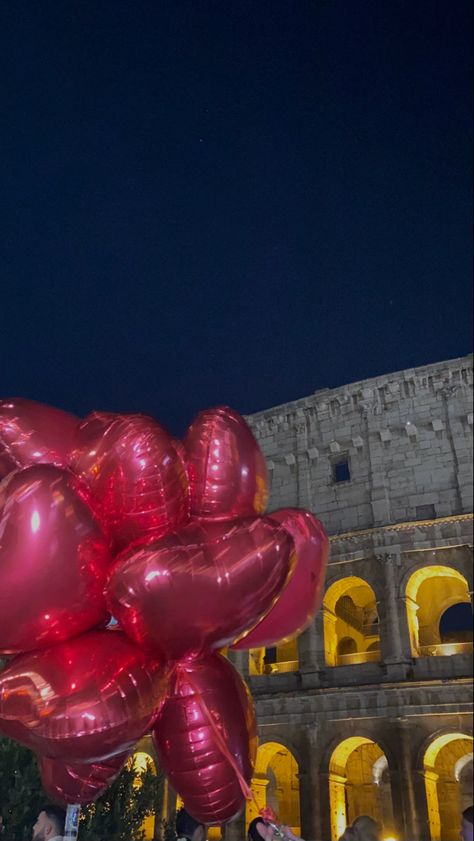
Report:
405,566,472,657
423,732,473,841
328,736,395,841
323,577,380,667
246,741,301,836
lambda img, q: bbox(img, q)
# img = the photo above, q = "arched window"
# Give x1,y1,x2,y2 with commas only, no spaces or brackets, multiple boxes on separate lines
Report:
328,737,395,841
247,742,301,836
323,577,381,666
424,733,473,841
439,603,473,645
405,566,472,657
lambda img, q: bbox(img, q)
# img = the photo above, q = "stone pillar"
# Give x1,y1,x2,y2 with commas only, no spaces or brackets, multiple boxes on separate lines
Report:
376,552,413,669
297,620,319,672
227,648,250,679
299,725,325,841
390,719,429,841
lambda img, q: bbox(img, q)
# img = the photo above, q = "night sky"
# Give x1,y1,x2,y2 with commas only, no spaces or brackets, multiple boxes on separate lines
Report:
1,1,472,435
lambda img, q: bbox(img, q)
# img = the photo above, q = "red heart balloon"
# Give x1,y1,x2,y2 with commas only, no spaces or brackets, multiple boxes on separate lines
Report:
39,751,130,805
107,517,293,660
71,412,189,550
184,406,268,519
153,653,257,824
0,630,169,761
0,398,79,480
232,508,329,649
0,464,112,654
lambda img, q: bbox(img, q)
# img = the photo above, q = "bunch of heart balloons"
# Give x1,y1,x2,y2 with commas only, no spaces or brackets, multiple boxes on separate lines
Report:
0,398,328,824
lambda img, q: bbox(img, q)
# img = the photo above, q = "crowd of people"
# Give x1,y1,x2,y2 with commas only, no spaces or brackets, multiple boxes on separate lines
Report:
0,802,472,840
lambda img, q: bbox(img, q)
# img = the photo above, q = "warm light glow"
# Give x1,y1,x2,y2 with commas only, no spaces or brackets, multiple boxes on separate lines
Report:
424,732,473,841
247,742,301,837
329,737,391,841
424,732,472,771
406,565,469,603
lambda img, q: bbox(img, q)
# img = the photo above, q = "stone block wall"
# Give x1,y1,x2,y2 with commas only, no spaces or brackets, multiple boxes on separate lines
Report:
247,354,473,535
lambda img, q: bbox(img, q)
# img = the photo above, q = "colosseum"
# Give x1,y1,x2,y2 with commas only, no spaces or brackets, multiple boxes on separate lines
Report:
139,353,473,841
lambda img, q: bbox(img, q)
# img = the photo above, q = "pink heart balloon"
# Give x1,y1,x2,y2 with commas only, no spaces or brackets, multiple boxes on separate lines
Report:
70,412,189,550
184,406,269,519
232,508,329,649
0,464,112,654
39,751,130,805
0,630,169,762
107,517,293,660
153,653,257,824
0,398,79,479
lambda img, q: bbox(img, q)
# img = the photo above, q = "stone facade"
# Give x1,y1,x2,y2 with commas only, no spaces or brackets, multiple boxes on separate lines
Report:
226,355,474,841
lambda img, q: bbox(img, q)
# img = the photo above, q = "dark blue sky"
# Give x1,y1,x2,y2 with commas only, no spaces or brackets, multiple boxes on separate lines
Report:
1,1,472,435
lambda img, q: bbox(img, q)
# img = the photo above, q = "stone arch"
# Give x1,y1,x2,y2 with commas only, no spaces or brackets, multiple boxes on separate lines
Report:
404,565,472,656
323,576,381,666
422,731,473,841
246,740,301,836
328,735,396,841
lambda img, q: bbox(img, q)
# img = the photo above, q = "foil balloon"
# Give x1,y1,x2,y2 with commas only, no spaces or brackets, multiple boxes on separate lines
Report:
0,464,111,654
70,412,189,550
232,509,329,649
0,630,169,761
184,406,268,519
39,751,130,805
153,653,257,824
0,398,79,479
107,516,294,660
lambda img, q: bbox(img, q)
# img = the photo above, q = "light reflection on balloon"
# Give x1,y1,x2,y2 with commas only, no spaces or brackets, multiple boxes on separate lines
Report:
153,653,257,824
0,465,111,654
0,631,169,761
39,751,130,805
71,412,189,550
0,398,78,479
232,508,329,649
106,516,294,660
184,406,268,519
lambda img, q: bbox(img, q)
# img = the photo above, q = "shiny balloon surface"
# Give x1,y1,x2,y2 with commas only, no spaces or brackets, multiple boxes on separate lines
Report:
39,751,129,805
184,406,268,519
0,631,169,761
0,465,111,654
71,412,189,550
232,508,329,648
153,653,257,824
0,398,78,479
107,516,293,660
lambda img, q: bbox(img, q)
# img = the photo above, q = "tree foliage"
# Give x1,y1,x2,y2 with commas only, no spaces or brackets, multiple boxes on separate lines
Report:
0,739,163,841
80,758,162,841
0,738,46,841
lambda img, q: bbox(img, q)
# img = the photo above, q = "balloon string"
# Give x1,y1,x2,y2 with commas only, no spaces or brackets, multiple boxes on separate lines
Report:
175,664,256,805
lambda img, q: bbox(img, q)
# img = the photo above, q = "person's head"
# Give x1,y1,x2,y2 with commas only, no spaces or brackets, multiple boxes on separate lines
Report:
338,829,357,841
32,806,66,841
175,808,205,841
352,815,380,841
461,806,474,841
